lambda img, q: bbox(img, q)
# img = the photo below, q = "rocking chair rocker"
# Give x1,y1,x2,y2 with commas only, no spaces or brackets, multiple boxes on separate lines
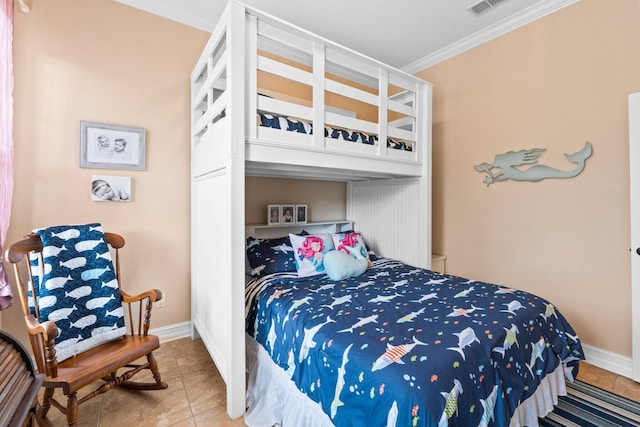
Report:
5,225,168,426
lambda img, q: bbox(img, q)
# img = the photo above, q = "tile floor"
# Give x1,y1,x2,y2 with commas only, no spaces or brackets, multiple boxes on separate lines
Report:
37,337,247,427
37,337,639,426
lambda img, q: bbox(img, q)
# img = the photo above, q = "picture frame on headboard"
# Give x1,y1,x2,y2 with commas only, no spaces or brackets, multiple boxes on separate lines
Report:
280,205,295,224
268,205,280,225
79,120,146,171
296,204,307,224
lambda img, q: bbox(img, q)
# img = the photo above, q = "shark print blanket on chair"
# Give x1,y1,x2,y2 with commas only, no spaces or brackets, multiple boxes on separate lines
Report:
30,223,126,362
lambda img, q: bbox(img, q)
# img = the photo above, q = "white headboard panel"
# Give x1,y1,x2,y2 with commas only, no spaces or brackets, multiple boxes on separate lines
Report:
245,220,353,240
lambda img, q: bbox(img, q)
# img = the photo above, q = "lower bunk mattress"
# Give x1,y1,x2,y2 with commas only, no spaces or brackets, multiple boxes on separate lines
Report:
244,258,584,427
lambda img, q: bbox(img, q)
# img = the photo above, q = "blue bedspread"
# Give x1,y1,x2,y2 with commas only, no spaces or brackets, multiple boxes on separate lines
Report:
245,258,584,427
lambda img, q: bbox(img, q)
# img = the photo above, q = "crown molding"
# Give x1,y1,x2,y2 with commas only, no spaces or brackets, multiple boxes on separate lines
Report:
402,0,579,74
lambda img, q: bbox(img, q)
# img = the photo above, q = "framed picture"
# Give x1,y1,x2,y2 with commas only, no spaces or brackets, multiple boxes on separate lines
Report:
296,204,307,224
280,205,295,224
91,175,132,202
268,205,280,225
79,121,146,170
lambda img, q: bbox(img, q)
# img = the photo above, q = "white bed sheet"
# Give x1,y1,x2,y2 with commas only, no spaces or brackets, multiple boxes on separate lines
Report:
244,334,567,427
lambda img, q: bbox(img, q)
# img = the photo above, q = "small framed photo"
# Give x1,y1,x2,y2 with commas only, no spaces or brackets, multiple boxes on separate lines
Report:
79,121,146,170
280,205,295,224
91,175,131,202
296,205,307,224
268,205,280,225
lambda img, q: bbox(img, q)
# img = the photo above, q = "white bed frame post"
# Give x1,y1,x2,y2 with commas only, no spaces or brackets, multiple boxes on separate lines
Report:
312,42,325,149
246,11,258,142
226,1,247,419
190,1,246,420
419,80,433,268
378,69,389,158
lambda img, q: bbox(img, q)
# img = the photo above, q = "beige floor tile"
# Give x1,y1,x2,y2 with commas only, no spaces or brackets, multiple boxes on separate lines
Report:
99,384,190,427
192,407,248,427
176,349,219,378
169,418,197,427
183,370,227,416
578,362,618,390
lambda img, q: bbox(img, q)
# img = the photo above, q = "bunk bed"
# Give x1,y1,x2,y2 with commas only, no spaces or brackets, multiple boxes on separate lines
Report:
190,1,583,425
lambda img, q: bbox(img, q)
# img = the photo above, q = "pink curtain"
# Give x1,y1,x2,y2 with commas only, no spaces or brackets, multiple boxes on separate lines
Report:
0,0,14,309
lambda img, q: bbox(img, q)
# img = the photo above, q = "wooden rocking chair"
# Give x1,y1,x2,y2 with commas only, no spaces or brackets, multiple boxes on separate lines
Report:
5,231,168,426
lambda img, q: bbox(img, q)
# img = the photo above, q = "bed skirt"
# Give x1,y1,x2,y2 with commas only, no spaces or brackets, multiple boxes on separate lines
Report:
244,334,567,427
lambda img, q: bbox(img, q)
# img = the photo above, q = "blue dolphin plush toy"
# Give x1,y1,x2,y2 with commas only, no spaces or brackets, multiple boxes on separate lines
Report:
323,245,368,281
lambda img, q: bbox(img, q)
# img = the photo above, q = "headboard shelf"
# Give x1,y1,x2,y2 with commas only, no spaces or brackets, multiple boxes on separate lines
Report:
246,220,353,239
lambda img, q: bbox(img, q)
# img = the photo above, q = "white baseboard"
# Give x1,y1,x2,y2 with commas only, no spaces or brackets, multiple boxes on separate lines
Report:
582,343,633,379
150,321,192,343
151,321,636,380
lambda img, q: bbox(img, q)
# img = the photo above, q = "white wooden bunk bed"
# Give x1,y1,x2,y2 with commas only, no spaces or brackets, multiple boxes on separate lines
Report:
190,2,583,425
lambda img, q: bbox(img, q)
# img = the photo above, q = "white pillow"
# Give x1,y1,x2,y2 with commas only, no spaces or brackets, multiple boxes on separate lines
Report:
289,233,334,277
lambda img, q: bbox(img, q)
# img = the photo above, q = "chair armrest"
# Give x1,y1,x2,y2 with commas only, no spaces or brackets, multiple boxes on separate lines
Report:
24,315,59,378
119,289,162,337
24,314,58,341
120,289,162,304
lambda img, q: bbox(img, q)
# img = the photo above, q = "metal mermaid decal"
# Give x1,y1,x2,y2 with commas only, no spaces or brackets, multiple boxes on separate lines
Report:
474,141,592,186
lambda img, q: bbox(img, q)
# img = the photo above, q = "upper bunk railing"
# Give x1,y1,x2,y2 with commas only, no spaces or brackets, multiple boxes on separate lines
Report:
191,1,429,168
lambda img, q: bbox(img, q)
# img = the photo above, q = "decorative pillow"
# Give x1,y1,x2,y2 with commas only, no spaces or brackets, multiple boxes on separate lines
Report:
289,233,334,278
30,223,126,362
323,249,368,281
246,236,297,277
331,231,372,266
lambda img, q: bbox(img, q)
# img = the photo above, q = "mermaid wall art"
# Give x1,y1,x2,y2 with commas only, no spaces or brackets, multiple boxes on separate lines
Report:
474,141,592,186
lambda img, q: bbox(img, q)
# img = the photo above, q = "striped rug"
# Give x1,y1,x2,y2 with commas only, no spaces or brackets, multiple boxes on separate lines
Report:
540,380,640,426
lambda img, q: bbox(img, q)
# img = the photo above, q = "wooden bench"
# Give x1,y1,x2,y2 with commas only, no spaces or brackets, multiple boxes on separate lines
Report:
0,330,44,427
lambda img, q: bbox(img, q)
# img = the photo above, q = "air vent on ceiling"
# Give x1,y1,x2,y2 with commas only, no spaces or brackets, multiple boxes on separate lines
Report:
467,0,509,16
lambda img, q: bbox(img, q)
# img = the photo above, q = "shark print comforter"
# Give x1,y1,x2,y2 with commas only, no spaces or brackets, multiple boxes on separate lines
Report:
245,257,584,427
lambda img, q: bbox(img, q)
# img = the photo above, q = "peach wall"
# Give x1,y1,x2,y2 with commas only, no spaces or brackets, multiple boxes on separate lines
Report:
2,0,209,340
245,177,346,225
416,0,640,356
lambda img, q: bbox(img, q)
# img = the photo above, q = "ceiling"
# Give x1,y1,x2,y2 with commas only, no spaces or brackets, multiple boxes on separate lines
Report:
114,0,577,72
